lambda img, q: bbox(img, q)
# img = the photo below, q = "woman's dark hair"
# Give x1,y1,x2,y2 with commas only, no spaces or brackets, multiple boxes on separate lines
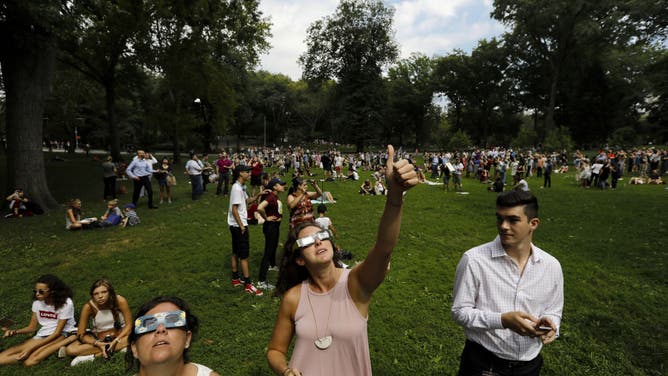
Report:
496,190,538,219
275,221,341,297
288,177,304,196
125,296,199,372
89,279,121,324
35,274,72,310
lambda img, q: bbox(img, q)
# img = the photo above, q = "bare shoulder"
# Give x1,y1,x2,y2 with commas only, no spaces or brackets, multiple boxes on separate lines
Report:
282,284,302,315
116,295,130,308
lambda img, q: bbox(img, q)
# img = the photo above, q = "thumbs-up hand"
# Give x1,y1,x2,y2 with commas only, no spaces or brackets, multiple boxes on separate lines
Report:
385,145,418,194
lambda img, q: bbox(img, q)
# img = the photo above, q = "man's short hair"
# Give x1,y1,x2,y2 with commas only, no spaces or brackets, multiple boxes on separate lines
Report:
496,190,538,219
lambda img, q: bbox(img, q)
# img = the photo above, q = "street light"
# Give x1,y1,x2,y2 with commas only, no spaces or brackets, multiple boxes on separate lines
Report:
75,117,84,151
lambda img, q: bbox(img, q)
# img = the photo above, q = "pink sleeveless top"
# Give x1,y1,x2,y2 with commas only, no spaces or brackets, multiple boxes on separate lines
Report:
289,269,371,375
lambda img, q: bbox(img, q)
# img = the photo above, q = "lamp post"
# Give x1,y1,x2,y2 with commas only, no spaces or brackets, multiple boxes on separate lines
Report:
75,117,84,151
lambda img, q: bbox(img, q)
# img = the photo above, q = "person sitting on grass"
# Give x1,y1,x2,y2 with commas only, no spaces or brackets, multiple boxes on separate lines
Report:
66,198,97,230
0,274,77,367
648,169,665,185
267,145,418,376
359,179,374,195
121,203,140,228
374,179,387,195
125,296,220,376
489,177,504,193
66,279,132,366
314,204,337,237
6,188,30,218
514,177,530,192
99,199,124,227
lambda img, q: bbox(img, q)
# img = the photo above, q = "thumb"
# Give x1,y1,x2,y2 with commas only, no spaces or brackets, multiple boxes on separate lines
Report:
386,145,395,172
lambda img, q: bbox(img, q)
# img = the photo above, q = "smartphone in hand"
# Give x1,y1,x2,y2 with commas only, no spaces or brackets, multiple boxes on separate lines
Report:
535,325,552,333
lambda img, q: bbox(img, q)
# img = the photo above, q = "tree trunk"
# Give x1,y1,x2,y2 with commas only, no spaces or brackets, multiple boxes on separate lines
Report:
543,63,560,140
1,33,59,210
105,82,121,161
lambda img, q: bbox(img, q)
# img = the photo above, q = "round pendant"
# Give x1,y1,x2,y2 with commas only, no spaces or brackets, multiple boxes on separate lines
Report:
314,335,332,350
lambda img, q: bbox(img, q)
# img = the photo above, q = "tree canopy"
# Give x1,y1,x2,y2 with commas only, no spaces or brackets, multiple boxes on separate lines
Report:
2,0,667,209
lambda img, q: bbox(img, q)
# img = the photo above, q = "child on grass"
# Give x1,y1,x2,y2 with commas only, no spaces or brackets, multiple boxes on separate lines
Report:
121,203,140,228
315,204,337,236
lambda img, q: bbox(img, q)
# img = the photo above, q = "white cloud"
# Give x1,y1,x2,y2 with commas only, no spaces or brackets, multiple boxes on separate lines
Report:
258,0,504,80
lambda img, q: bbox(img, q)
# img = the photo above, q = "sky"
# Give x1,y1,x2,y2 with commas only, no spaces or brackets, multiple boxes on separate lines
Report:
257,0,507,80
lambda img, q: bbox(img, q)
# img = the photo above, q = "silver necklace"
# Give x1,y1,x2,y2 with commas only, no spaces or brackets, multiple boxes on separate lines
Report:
306,285,333,350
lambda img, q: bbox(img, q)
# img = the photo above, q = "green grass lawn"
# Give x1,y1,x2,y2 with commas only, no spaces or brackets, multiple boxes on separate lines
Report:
0,152,666,375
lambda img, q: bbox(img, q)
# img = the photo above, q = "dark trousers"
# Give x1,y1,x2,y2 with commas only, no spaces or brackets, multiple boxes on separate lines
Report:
543,174,551,188
132,176,154,207
190,175,203,200
202,172,210,191
103,176,116,199
216,173,231,195
258,221,280,282
458,340,543,376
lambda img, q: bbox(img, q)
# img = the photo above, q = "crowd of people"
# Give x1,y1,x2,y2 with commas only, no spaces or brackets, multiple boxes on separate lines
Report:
3,142,665,374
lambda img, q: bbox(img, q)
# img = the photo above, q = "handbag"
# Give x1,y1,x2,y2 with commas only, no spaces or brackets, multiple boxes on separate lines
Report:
167,174,177,186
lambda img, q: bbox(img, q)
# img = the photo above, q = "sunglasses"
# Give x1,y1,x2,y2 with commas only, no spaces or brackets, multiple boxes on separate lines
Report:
296,230,330,248
134,310,187,335
33,289,49,295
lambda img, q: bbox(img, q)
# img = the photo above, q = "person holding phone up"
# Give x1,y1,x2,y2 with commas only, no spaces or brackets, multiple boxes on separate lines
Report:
451,190,563,376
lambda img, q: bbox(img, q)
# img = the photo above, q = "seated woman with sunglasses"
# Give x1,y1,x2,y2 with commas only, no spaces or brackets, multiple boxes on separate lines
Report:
0,274,77,366
125,296,219,376
267,145,418,376
65,279,133,366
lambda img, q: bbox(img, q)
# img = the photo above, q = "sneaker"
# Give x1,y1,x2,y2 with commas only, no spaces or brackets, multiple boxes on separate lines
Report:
71,354,95,366
159,199,164,204
268,266,279,272
168,199,172,204
257,281,275,290
57,346,67,358
244,283,263,296
231,278,243,287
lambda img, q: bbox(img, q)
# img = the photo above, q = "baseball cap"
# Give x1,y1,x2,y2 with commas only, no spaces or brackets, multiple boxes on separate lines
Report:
266,178,286,190
233,165,253,174
124,203,136,209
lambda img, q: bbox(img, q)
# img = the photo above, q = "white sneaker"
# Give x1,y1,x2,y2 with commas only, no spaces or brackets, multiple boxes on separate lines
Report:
257,281,275,290
268,266,279,272
70,354,95,366
57,346,67,358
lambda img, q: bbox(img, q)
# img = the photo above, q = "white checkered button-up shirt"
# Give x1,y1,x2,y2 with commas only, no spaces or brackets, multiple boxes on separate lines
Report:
452,236,564,361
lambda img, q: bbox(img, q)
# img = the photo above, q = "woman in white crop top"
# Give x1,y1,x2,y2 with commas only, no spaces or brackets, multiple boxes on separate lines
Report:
65,279,132,366
267,145,417,376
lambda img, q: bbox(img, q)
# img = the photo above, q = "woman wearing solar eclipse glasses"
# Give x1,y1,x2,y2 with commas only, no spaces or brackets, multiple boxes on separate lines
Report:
125,296,219,376
267,145,418,376
0,274,77,366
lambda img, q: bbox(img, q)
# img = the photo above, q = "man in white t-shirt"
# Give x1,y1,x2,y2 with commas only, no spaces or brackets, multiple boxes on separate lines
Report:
228,165,264,296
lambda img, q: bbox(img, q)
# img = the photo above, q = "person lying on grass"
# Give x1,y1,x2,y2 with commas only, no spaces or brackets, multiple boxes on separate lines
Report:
267,145,418,376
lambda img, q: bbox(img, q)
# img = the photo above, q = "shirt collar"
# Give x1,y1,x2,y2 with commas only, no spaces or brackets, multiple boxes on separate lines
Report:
491,235,543,263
